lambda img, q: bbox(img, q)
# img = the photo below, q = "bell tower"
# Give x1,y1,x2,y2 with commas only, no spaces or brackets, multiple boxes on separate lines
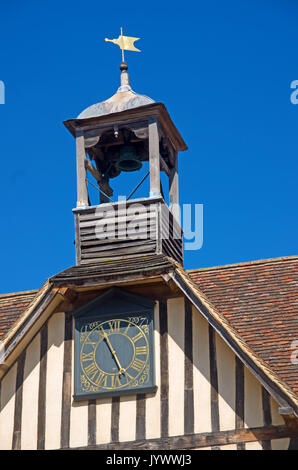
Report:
64,51,187,266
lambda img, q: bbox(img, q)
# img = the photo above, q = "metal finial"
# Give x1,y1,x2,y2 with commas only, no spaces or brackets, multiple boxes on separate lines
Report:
119,61,130,90
120,61,128,72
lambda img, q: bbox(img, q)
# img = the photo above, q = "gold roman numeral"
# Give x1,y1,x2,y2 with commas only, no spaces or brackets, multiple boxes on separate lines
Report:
110,375,122,388
124,370,134,381
108,320,120,334
94,371,108,387
136,346,147,356
84,362,99,381
130,357,145,372
81,351,94,362
132,331,143,343
85,329,103,346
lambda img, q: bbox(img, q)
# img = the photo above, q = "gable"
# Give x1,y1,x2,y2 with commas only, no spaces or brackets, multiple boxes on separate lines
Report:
0,297,294,450
0,254,297,449
73,287,155,319
1,255,297,418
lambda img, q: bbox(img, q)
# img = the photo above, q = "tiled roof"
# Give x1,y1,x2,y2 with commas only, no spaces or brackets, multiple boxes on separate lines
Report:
188,256,298,397
0,290,38,340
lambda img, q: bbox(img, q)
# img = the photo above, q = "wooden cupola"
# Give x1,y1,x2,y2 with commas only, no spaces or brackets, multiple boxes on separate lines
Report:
63,62,187,266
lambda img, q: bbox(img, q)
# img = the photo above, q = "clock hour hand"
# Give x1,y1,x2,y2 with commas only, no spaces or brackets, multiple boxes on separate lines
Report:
101,329,125,374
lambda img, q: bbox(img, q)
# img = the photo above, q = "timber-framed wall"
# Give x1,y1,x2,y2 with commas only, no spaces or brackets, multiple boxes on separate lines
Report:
0,296,296,450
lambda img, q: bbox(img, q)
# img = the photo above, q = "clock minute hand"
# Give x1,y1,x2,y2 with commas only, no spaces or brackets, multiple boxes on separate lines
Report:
102,330,125,374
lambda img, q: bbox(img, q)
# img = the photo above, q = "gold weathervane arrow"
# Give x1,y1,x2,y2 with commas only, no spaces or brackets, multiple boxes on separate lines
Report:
105,27,141,62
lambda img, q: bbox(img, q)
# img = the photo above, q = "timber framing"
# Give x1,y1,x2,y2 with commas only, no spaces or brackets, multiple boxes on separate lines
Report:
66,425,298,450
1,253,297,422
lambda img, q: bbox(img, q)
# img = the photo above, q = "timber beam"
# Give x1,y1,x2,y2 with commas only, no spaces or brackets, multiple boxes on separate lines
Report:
66,425,298,450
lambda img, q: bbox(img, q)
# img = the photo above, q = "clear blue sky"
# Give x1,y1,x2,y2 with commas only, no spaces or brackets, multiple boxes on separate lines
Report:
0,0,297,293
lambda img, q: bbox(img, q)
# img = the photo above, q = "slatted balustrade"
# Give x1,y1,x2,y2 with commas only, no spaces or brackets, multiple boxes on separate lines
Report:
73,197,183,265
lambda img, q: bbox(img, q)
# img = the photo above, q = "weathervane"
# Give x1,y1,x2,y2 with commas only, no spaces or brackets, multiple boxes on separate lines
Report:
105,27,141,62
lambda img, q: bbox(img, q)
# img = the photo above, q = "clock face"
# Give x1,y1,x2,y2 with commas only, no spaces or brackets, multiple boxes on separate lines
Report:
74,309,155,399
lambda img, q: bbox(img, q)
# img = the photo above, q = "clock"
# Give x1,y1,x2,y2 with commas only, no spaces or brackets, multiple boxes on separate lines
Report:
73,287,156,399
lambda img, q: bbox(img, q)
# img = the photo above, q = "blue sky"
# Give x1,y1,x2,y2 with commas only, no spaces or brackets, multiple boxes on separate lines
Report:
0,0,297,293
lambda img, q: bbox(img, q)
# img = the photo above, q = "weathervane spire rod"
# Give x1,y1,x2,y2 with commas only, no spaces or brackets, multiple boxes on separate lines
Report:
105,27,141,65
120,27,125,62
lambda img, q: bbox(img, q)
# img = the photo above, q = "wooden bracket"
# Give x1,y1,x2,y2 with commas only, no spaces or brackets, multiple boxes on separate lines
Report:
161,272,181,296
282,413,298,433
57,287,78,304
160,155,170,177
53,288,79,313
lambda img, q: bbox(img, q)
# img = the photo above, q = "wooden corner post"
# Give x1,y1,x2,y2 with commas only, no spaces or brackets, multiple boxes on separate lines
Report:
75,129,88,208
148,118,161,198
169,151,179,221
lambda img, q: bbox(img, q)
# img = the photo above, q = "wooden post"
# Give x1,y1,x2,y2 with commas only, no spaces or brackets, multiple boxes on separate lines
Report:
148,118,161,197
75,130,88,208
169,151,179,221
99,177,111,204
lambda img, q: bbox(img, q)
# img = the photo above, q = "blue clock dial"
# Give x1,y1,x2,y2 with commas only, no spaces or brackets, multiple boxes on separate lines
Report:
74,288,156,400
77,313,153,396
80,317,149,390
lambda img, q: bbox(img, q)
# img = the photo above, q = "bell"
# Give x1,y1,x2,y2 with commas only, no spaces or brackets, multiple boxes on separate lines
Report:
115,145,142,172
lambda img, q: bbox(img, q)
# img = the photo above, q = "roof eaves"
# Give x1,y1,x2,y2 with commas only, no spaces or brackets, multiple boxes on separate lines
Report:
0,289,39,299
1,282,64,372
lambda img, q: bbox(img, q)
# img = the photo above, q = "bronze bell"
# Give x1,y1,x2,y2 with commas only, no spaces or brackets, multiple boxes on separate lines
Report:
115,145,142,172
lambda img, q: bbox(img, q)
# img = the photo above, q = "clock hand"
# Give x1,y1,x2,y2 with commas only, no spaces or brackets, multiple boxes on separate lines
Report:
106,337,125,374
101,329,125,374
